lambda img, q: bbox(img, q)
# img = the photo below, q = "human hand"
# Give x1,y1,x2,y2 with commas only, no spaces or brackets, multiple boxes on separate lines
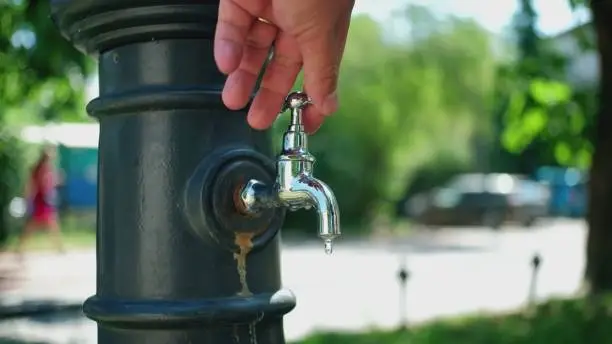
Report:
214,0,355,133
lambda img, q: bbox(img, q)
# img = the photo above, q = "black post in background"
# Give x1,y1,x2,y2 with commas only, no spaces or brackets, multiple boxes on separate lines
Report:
527,252,542,307
51,1,294,343
397,256,410,330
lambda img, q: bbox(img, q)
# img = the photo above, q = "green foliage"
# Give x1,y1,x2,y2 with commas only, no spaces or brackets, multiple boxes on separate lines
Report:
501,77,594,169
280,7,497,232
295,297,612,344
513,0,539,62
0,0,94,123
0,130,27,246
495,0,597,172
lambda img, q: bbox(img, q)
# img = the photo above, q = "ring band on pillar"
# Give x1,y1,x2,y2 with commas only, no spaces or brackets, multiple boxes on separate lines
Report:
257,17,273,25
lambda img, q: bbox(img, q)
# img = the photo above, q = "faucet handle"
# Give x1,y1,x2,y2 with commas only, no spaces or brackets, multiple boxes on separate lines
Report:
282,91,312,127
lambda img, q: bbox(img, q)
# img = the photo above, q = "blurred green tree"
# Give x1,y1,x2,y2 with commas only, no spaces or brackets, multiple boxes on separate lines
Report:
497,0,612,293
1,0,94,123
494,0,595,173
0,133,27,245
0,0,93,244
280,6,497,233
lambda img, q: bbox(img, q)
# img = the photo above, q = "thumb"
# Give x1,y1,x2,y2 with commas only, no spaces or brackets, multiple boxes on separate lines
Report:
297,30,341,116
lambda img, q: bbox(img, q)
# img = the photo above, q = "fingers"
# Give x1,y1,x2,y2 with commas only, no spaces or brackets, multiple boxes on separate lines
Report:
216,0,353,133
302,15,351,134
222,20,278,110
298,83,323,134
297,31,341,118
303,106,325,134
335,12,352,69
248,32,302,130
215,0,253,74
294,0,354,118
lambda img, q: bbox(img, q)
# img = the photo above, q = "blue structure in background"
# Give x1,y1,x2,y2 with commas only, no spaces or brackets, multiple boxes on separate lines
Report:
535,166,587,218
58,145,98,209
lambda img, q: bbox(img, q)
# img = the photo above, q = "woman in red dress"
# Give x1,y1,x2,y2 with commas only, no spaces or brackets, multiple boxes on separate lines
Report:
15,149,64,255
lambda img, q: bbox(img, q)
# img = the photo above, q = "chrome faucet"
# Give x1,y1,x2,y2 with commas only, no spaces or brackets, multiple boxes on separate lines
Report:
239,91,341,254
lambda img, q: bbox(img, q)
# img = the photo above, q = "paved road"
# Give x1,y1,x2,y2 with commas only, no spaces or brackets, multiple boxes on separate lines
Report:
0,219,587,343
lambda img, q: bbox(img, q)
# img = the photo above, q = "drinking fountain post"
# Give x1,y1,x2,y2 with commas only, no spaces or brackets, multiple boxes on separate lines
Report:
50,1,294,343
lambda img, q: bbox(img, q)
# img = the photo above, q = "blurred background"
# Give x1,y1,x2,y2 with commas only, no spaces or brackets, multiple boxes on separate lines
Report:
0,0,609,343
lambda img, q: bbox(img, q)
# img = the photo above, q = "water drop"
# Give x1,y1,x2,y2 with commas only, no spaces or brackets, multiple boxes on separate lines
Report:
324,239,333,255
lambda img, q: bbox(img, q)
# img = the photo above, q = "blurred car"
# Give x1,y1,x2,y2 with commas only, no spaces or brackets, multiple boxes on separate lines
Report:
403,173,550,229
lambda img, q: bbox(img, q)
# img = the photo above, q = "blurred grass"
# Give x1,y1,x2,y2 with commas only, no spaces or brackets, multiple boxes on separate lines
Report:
294,297,612,344
4,211,96,252
5,230,94,252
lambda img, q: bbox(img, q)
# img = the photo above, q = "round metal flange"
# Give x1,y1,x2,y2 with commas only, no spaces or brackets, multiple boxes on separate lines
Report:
211,160,276,234
183,146,285,252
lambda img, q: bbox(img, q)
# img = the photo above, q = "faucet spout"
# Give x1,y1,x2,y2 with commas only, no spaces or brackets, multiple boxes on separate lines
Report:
239,175,341,253
280,176,341,244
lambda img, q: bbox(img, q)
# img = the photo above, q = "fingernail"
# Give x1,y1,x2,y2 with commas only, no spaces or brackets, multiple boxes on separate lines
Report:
322,92,338,116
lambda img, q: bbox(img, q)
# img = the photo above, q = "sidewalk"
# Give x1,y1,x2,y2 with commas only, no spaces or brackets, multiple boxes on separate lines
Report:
0,250,94,318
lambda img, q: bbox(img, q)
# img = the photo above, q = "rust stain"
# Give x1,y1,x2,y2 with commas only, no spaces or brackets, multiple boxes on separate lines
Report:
234,232,254,297
248,323,258,344
232,324,240,343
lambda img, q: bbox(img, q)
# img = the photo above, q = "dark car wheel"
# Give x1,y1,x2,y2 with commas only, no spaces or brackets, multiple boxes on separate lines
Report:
482,211,504,229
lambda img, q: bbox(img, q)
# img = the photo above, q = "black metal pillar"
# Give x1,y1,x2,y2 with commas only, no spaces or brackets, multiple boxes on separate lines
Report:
51,1,293,343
